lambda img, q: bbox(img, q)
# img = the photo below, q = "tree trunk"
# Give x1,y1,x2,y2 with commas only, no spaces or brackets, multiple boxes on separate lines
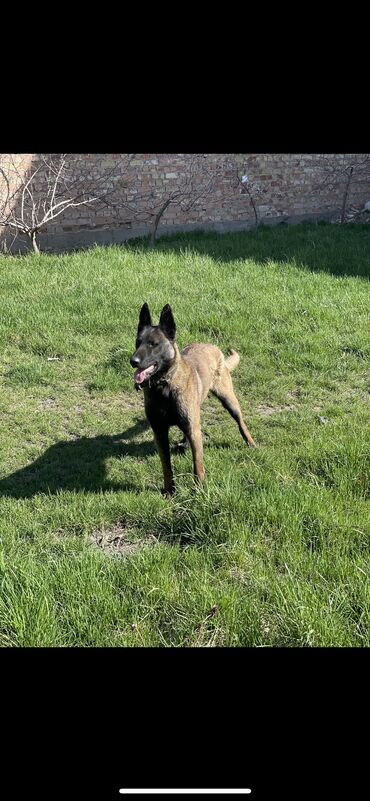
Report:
150,199,171,246
248,191,259,226
239,179,259,227
340,166,353,224
30,230,40,254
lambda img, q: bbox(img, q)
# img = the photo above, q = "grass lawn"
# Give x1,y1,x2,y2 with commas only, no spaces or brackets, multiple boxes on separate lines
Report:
0,222,369,647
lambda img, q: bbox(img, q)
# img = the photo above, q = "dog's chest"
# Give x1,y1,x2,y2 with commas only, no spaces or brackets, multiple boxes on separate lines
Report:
144,383,183,427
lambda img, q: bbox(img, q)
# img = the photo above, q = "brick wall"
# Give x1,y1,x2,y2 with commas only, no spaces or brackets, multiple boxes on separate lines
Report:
1,154,370,252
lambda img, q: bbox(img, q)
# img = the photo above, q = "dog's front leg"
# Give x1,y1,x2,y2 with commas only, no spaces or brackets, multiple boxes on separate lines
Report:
153,426,175,496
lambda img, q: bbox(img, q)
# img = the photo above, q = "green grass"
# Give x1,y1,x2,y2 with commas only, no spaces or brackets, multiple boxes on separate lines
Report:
0,223,369,647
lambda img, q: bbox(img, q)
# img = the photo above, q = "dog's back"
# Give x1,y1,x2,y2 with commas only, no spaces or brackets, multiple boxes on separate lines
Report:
181,343,240,403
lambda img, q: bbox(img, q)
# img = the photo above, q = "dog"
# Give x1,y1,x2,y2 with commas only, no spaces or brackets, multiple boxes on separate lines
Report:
130,303,257,495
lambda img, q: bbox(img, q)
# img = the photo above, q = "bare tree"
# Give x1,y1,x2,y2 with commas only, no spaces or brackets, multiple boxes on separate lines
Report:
0,153,134,253
227,156,279,227
236,173,260,226
313,154,370,224
104,154,227,245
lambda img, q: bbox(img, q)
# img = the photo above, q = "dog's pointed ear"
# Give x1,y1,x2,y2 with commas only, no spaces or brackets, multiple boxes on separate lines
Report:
138,302,152,332
159,304,176,341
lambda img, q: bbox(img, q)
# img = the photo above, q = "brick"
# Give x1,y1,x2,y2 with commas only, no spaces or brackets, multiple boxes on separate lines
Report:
2,153,369,246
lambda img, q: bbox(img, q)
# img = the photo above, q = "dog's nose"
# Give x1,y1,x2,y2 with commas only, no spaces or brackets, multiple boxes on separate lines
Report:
130,355,140,368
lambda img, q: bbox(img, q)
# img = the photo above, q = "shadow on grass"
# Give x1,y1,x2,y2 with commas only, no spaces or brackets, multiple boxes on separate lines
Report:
0,411,236,501
0,419,157,498
124,224,370,279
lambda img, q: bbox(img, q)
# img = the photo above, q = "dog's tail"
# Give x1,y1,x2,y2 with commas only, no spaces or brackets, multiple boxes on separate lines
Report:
224,348,240,372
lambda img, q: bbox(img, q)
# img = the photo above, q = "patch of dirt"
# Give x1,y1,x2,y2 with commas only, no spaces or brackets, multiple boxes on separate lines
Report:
287,389,302,401
88,524,157,557
341,387,370,402
256,403,296,417
38,397,58,410
229,566,249,583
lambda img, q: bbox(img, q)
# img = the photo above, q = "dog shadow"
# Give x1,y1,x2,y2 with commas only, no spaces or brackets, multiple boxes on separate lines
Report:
0,419,159,499
0,414,233,501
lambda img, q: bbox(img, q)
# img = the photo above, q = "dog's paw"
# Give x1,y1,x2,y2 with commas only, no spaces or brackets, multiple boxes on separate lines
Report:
161,486,175,498
174,441,189,456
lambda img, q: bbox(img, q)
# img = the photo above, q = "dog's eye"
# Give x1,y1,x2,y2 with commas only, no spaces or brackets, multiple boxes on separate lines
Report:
148,340,156,347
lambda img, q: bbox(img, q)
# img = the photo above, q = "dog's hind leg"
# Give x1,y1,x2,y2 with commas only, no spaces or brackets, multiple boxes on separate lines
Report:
186,418,206,484
211,370,257,448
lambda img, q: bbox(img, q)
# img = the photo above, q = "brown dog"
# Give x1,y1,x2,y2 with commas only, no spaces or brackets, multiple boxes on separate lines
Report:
130,303,257,495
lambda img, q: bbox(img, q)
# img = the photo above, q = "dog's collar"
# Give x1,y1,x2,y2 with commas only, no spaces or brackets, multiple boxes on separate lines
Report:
152,362,178,386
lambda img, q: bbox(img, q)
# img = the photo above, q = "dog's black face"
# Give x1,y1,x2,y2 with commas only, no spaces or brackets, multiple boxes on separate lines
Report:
130,303,176,386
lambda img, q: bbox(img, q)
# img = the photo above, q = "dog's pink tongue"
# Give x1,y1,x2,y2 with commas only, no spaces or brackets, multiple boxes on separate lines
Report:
134,364,155,384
